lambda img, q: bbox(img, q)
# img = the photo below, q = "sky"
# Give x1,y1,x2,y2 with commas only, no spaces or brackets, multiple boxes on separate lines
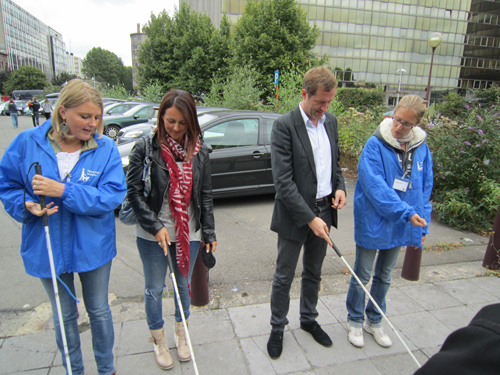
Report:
13,0,178,67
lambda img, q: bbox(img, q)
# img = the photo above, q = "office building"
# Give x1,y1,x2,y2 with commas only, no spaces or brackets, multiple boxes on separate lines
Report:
182,0,500,103
0,0,67,81
65,51,83,78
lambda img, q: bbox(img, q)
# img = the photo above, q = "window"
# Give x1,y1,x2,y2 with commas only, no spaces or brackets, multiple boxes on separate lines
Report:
204,119,259,149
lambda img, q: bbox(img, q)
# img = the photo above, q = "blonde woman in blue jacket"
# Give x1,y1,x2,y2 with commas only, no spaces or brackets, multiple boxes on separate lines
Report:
0,79,126,375
346,95,433,349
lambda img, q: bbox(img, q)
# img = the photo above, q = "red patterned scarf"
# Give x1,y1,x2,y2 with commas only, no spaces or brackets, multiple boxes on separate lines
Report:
160,134,201,293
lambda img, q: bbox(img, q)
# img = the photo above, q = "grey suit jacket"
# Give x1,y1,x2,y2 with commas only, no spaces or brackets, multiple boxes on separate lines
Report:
270,105,346,242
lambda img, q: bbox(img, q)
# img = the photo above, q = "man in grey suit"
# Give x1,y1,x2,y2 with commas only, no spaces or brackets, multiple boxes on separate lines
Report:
267,66,346,359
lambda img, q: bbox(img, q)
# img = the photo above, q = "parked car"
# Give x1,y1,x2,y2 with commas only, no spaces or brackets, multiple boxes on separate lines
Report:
103,101,142,117
103,104,157,140
383,110,395,119
118,109,280,198
0,101,9,115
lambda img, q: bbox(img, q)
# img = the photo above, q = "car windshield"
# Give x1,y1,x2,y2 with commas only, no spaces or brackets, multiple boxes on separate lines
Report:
121,105,145,116
198,113,218,127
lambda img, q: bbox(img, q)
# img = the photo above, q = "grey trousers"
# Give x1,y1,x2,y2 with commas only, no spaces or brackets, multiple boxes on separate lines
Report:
270,204,333,328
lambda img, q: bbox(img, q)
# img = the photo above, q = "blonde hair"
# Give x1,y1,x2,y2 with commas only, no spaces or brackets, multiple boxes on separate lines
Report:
302,66,337,96
52,79,104,140
395,95,426,124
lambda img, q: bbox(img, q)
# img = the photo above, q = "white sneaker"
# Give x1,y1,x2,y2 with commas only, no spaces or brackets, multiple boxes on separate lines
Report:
363,323,392,348
348,324,364,348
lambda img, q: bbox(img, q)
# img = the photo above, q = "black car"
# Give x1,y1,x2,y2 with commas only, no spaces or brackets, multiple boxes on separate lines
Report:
118,109,280,198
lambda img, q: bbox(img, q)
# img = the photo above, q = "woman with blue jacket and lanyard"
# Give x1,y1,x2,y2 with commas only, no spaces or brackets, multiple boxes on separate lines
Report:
0,79,126,375
346,95,433,349
126,90,217,370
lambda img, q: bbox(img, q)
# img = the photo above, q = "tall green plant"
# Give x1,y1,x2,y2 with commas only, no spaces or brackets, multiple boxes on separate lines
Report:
205,65,264,110
141,80,164,103
100,84,129,100
427,107,500,232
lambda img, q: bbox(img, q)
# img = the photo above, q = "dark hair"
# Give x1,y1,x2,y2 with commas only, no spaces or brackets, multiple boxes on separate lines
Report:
302,66,337,96
156,90,201,159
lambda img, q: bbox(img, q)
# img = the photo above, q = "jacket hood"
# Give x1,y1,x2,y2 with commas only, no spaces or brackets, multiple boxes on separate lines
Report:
374,118,427,151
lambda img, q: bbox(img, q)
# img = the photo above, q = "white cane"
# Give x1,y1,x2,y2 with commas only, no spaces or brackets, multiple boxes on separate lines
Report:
167,250,199,375
35,164,72,375
330,240,421,369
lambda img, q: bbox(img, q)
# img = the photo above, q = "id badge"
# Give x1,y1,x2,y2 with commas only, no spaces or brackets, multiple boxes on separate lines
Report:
393,178,409,192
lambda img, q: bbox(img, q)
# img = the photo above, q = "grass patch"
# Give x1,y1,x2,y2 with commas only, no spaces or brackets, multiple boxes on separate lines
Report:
424,242,465,252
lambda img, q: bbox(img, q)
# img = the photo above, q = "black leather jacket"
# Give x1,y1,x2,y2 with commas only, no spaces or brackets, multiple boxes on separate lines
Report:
126,133,216,243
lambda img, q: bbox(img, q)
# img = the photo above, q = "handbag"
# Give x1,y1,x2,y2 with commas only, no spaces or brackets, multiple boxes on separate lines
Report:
119,134,153,225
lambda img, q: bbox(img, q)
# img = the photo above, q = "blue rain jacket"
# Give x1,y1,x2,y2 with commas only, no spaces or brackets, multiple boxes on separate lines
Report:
0,120,126,278
354,119,433,249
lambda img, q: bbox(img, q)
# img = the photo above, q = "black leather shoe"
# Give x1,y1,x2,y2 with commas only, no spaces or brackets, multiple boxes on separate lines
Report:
267,329,284,359
300,321,332,347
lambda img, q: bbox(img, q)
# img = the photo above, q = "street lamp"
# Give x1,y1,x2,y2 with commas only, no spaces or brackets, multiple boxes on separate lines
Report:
425,32,443,107
396,67,407,105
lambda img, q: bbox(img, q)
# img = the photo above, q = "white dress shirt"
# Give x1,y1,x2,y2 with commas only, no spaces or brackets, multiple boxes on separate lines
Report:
299,103,332,199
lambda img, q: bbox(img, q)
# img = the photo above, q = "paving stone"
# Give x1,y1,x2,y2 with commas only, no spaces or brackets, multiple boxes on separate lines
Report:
399,283,463,311
115,351,182,375
228,302,271,338
385,287,426,317
248,332,310,375
189,309,235,345
80,322,121,363
389,312,452,349
116,320,163,357
287,298,337,330
188,339,247,375
436,279,498,305
468,276,500,299
295,323,366,367
9,370,49,375
319,294,348,323
239,337,278,375
0,331,57,373
315,359,382,375
370,351,429,375
421,345,441,359
429,304,479,332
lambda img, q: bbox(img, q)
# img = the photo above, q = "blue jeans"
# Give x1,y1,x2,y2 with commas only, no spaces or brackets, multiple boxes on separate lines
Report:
40,260,115,375
137,238,201,328
346,245,401,328
32,112,39,126
10,112,18,128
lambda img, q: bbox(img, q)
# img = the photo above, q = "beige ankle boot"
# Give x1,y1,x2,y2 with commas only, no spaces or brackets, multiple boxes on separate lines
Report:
150,328,174,370
174,320,191,361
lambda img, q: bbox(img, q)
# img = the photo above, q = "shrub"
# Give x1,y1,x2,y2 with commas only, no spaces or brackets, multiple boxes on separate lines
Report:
337,108,383,172
435,92,468,121
335,88,385,112
205,65,264,110
141,80,164,103
427,107,500,232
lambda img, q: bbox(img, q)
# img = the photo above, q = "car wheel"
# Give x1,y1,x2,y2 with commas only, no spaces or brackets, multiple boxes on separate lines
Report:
105,124,120,140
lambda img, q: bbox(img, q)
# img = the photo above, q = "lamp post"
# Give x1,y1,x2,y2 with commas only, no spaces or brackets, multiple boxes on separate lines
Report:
425,32,443,107
396,67,407,105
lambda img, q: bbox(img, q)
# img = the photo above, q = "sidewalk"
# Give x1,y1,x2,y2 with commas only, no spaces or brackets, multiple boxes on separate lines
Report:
1,257,498,375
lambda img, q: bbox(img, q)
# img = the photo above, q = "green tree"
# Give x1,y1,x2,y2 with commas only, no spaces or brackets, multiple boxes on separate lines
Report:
100,84,129,100
122,66,134,93
232,0,325,97
138,3,230,96
141,80,164,103
4,66,47,95
82,47,126,87
51,72,77,86
0,69,13,95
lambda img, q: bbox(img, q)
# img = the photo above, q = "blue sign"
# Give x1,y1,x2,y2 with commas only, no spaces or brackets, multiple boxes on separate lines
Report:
274,70,279,85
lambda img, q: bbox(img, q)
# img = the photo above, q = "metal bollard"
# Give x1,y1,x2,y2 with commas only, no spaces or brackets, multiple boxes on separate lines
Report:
191,242,210,306
401,246,423,281
482,203,500,271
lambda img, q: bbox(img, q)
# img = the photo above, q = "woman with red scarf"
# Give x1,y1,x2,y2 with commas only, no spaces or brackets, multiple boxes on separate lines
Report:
126,90,217,370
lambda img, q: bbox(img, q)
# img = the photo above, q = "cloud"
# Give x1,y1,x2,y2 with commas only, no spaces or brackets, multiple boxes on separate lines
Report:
11,0,178,66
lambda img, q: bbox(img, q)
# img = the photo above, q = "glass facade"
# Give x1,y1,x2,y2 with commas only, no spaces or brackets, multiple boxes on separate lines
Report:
0,0,67,80
184,0,500,98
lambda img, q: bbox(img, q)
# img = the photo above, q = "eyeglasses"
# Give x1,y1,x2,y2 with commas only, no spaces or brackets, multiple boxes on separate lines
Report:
392,116,416,128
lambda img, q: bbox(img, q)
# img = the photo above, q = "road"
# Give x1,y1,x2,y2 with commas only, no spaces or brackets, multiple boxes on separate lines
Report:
0,114,488,337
